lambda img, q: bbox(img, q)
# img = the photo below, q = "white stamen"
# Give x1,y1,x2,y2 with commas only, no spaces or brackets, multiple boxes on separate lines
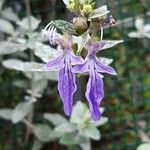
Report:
100,26,103,41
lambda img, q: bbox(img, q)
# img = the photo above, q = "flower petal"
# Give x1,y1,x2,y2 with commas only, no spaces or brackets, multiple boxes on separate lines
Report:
95,59,117,75
44,54,64,70
72,62,88,74
85,70,104,120
70,53,85,65
86,40,105,56
58,65,77,116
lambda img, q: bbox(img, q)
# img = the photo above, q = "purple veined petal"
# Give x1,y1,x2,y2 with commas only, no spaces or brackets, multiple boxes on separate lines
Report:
85,69,104,120
44,54,64,70
72,62,89,74
58,64,77,116
86,40,106,56
95,58,117,75
70,53,85,65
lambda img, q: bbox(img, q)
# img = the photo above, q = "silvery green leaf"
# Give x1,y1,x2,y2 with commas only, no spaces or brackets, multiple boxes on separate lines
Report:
17,16,41,31
90,117,108,127
128,31,141,38
2,8,20,22
81,127,100,140
60,133,80,145
0,0,4,10
12,101,33,123
32,79,48,94
71,101,89,124
98,57,113,65
101,40,123,50
0,19,15,35
31,140,43,150
0,109,13,121
25,72,58,81
44,113,67,126
135,17,144,31
33,124,52,142
79,139,91,150
13,79,28,89
89,5,110,20
51,20,76,34
30,42,62,63
137,143,150,150
43,72,58,81
62,0,69,5
55,123,76,134
2,59,47,72
0,41,27,55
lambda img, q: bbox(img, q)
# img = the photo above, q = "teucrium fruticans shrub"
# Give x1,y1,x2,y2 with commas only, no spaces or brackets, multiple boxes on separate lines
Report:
41,0,123,120
0,0,122,149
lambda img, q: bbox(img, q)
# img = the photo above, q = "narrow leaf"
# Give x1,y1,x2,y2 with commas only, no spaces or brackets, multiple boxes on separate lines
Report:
33,124,52,142
81,127,100,140
17,16,41,31
101,40,123,50
12,101,33,123
51,20,76,34
0,19,15,35
44,113,67,126
0,109,13,121
0,41,27,55
2,8,20,22
2,59,46,72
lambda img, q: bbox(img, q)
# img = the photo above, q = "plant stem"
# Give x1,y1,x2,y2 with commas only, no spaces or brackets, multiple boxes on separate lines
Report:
24,0,35,147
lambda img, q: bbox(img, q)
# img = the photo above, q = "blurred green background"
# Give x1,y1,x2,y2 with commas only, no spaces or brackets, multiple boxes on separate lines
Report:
0,0,150,150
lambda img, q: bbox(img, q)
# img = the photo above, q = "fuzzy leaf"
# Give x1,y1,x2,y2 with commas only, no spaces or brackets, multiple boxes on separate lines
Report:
0,19,15,35
70,101,89,124
44,113,67,126
62,0,69,5
32,79,48,94
0,0,4,10
90,117,108,127
12,101,33,123
81,127,100,140
89,5,110,20
2,59,46,72
33,124,53,142
98,57,113,65
0,109,13,121
55,123,76,134
25,72,58,81
101,40,123,50
17,16,41,31
60,133,79,145
0,41,27,55
137,143,150,150
2,8,20,22
51,20,76,34
30,42,62,63
79,139,91,150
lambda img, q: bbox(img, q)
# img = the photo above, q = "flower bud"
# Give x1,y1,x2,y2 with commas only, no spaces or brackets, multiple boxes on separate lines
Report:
73,17,89,34
82,4,93,16
67,0,76,12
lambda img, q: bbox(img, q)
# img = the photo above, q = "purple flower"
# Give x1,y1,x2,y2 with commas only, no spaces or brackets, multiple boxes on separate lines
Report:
43,26,84,116
72,40,117,120
102,15,116,27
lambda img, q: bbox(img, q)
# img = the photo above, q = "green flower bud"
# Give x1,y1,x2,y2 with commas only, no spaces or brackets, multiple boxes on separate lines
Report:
67,1,76,12
82,4,93,16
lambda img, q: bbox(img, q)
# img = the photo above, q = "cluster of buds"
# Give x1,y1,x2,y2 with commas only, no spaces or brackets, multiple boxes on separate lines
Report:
41,0,123,120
